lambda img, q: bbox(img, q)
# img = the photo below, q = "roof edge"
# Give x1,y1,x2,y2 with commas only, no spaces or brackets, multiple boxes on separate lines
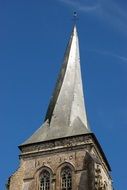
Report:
19,132,111,171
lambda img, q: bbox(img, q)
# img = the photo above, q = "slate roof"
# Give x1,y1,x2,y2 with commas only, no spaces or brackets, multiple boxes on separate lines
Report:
22,25,91,145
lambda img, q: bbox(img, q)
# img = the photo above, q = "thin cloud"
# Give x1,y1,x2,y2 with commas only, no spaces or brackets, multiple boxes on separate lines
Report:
59,0,99,12
58,0,127,35
86,49,127,62
97,0,127,35
79,5,99,12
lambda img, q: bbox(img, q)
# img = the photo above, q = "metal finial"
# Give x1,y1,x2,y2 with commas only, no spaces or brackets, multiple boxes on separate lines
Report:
73,11,78,23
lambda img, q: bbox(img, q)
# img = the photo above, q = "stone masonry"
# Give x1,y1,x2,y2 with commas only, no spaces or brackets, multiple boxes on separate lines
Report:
7,134,112,190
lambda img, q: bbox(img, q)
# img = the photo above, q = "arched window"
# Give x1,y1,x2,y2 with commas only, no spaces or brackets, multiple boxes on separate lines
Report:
40,170,50,190
61,166,72,190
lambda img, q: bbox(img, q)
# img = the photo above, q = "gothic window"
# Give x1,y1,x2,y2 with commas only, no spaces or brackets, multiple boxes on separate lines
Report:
61,166,72,190
40,170,50,190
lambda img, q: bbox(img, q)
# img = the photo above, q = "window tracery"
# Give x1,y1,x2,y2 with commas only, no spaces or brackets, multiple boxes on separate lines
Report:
40,170,50,190
61,166,72,190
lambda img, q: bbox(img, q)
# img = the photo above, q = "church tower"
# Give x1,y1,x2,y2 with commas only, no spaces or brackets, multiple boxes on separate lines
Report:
7,25,113,190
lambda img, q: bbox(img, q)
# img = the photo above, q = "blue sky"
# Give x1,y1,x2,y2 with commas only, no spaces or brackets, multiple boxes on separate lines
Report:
0,0,127,189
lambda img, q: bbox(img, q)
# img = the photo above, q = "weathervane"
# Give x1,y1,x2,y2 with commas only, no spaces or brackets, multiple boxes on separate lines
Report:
73,11,78,24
